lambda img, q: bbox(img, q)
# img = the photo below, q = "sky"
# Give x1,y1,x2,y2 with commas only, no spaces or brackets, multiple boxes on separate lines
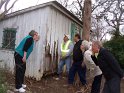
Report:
7,0,95,12
9,0,55,12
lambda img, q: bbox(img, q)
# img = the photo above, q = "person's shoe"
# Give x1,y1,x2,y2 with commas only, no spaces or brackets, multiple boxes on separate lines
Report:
15,87,26,92
55,73,62,80
22,84,26,88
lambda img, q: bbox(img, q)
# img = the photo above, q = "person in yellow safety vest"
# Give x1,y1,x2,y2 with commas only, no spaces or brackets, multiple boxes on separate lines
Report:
57,34,74,79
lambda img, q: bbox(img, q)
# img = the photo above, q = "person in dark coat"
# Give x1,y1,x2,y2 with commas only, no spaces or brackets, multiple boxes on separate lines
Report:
68,34,87,88
91,41,124,93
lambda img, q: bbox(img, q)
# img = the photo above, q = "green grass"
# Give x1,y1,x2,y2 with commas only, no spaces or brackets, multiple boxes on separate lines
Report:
0,70,7,93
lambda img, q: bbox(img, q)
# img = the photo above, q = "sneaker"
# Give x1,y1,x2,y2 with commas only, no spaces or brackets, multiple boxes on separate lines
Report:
54,74,62,80
22,84,26,88
15,87,26,92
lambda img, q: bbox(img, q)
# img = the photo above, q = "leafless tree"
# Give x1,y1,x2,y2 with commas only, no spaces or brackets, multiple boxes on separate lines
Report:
104,0,124,35
57,0,84,20
57,0,69,8
0,0,18,20
58,0,124,40
91,16,110,41
70,0,84,20
57,0,111,40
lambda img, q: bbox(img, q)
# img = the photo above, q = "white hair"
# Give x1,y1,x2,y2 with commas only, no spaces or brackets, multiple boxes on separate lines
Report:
93,41,103,48
82,40,90,50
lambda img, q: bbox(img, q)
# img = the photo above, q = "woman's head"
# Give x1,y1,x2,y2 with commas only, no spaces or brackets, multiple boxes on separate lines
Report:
81,40,90,52
29,30,39,41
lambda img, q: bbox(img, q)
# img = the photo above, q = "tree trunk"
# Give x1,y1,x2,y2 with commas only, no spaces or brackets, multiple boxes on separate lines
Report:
82,0,92,41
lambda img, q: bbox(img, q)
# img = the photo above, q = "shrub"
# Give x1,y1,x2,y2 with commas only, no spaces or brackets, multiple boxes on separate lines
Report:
104,36,124,69
0,70,7,93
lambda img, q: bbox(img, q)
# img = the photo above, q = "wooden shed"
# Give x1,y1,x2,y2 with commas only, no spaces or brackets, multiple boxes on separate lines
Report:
0,1,82,80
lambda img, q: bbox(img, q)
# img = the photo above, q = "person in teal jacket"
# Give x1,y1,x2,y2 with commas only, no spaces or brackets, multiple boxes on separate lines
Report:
14,30,39,92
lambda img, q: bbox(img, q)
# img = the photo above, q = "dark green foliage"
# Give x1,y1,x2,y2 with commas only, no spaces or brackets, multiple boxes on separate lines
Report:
104,35,124,69
0,70,7,93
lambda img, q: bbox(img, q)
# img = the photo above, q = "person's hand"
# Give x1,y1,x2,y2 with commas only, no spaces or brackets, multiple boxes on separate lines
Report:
22,57,26,63
60,56,64,60
60,55,66,60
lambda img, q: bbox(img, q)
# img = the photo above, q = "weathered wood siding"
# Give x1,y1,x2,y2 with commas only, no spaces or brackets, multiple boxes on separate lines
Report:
0,6,82,80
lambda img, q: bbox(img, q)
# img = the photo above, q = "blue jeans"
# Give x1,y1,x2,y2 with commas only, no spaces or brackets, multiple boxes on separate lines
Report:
58,57,71,74
68,61,87,85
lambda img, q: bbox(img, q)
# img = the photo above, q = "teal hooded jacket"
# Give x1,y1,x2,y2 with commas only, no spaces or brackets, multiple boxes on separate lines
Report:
15,35,34,59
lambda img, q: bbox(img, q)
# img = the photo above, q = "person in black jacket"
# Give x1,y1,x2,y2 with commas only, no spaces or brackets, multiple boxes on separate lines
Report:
91,41,124,93
68,34,87,87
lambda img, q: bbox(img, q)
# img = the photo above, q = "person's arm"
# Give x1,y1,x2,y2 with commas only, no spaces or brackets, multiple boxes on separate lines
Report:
22,52,27,62
85,50,94,64
91,55,99,66
65,42,74,57
22,37,33,62
84,50,96,70
103,49,124,78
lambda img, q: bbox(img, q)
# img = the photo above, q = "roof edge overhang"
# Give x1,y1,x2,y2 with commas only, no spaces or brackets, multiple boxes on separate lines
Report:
0,1,82,27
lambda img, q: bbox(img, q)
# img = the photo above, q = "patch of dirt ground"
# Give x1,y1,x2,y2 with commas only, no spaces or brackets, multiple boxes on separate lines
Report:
5,71,124,93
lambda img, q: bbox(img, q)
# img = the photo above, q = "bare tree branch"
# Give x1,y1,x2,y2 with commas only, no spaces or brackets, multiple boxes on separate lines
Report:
0,0,18,20
100,31,109,41
77,0,83,10
4,0,10,12
6,0,18,12
92,0,108,13
58,0,124,39
0,0,6,9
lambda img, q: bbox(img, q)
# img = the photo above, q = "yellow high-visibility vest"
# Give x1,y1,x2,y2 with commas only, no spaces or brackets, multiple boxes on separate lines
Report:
61,40,71,57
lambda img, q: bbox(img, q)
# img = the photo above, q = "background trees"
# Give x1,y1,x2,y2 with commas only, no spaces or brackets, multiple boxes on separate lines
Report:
0,0,18,20
57,0,124,41
104,34,124,69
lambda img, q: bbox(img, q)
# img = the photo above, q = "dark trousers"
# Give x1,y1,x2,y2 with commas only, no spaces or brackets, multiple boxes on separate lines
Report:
14,52,26,89
91,74,102,93
68,61,87,85
102,76,121,93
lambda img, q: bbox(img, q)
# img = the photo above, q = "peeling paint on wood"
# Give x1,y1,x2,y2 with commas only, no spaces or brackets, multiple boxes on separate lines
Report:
0,6,82,80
